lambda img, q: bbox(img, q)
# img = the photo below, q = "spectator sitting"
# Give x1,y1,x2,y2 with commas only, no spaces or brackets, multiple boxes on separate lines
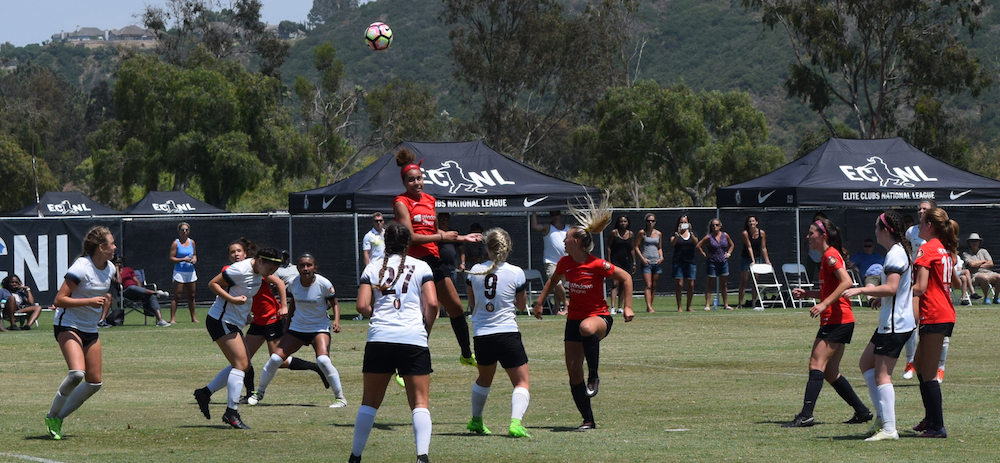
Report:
2,274,46,330
962,233,1000,304
115,255,172,327
853,238,885,287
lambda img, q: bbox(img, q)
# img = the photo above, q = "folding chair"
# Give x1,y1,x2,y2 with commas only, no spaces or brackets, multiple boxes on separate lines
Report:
523,268,555,315
781,263,815,309
119,269,161,325
750,263,786,310
847,268,866,307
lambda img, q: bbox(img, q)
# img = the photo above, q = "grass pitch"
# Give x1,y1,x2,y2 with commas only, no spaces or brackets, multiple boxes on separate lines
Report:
1,300,998,462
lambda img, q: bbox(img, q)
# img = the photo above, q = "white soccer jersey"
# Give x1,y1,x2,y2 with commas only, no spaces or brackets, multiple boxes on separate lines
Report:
54,256,116,333
208,258,263,327
466,261,526,337
878,243,916,334
906,225,925,260
288,274,336,333
360,255,434,347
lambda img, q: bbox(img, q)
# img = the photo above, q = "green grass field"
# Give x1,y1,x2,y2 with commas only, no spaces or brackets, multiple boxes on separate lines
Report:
1,299,998,463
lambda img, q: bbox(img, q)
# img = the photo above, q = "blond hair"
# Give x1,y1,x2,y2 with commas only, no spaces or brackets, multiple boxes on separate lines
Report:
468,228,512,276
568,194,612,253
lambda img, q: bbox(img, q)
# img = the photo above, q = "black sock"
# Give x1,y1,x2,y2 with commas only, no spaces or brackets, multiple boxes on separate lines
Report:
917,374,930,422
450,316,472,358
923,379,944,429
244,364,255,394
830,375,868,415
289,356,319,372
800,369,825,417
570,381,594,424
581,333,601,380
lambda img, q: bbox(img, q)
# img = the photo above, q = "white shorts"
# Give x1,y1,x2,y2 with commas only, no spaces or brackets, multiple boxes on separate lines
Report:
173,270,198,283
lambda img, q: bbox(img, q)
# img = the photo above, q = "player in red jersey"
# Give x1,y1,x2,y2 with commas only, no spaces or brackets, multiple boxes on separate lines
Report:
910,207,959,438
393,148,482,365
532,196,634,431
786,217,872,428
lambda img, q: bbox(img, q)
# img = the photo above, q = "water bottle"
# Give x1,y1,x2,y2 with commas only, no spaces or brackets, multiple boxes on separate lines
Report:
712,294,719,311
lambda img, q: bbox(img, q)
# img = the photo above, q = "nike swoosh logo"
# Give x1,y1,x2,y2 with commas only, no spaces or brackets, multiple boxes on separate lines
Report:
950,190,972,200
322,196,336,209
523,196,549,207
757,190,775,203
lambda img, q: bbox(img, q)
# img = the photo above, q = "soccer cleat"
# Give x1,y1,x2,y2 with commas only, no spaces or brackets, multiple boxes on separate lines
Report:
574,421,596,431
509,418,531,438
902,362,915,380
467,417,491,435
843,409,873,424
45,416,63,440
330,398,348,409
246,391,263,406
394,372,405,387
864,428,899,441
912,419,932,432
222,410,250,429
917,426,947,438
194,388,212,420
783,414,815,427
585,376,600,398
348,454,362,463
416,455,429,463
156,319,171,327
460,354,477,366
867,417,883,436
936,369,944,383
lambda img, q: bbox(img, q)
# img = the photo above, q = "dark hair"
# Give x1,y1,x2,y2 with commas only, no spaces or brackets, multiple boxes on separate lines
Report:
876,211,910,259
675,214,689,231
469,222,483,233
923,207,959,255
615,215,630,231
377,223,411,291
82,226,112,258
256,247,282,266
1,275,17,291
812,217,844,257
229,237,258,258
744,215,758,233
296,253,315,265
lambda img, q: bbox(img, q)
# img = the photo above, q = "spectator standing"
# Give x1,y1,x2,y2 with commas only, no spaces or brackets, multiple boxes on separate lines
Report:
605,216,635,314
634,213,663,313
531,210,569,315
362,213,386,266
737,216,770,308
670,215,697,312
169,222,198,324
697,218,735,310
461,222,489,271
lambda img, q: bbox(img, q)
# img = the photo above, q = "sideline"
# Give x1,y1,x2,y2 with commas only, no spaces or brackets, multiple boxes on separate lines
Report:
0,453,67,463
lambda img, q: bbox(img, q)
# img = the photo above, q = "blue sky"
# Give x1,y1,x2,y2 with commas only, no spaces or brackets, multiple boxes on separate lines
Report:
0,0,314,47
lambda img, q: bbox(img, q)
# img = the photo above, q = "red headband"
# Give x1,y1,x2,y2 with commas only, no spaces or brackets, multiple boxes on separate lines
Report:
400,159,423,179
814,220,827,234
878,213,894,233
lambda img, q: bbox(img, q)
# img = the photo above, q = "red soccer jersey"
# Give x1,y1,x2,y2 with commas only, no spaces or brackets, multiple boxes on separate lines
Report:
914,238,956,324
817,246,854,325
556,255,615,320
251,281,280,326
394,193,439,259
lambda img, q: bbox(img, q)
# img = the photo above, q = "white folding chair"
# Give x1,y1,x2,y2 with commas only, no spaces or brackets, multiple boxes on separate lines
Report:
847,268,866,307
523,268,555,315
781,263,815,309
750,263,786,310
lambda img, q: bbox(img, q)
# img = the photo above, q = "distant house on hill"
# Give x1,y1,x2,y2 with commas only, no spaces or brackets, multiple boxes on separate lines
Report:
50,25,156,48
110,25,154,41
53,27,108,42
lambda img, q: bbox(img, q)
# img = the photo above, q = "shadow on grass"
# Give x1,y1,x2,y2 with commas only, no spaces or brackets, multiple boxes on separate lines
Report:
24,434,58,441
330,422,406,431
177,424,242,430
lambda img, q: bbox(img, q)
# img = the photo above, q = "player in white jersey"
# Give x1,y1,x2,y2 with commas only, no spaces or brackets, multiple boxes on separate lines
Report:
45,227,117,440
844,211,916,441
349,223,437,463
464,227,531,438
193,246,283,430
251,253,347,408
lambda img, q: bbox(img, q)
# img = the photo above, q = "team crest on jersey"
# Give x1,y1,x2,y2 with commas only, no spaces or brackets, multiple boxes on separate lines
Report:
393,299,401,310
827,256,837,266
916,248,924,259
602,261,612,272
486,302,495,312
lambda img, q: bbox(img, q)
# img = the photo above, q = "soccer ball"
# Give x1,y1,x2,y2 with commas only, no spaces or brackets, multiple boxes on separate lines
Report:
365,22,393,51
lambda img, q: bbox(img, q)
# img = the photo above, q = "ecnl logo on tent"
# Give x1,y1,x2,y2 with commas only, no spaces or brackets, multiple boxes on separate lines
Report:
839,156,938,187
152,200,196,213
423,160,515,195
47,200,91,215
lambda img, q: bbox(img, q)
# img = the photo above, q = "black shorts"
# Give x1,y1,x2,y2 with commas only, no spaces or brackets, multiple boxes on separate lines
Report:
473,332,529,369
919,322,955,337
287,329,329,346
416,255,448,283
870,330,914,359
363,342,433,376
564,315,614,342
247,322,284,341
206,316,243,342
53,325,99,347
816,322,854,344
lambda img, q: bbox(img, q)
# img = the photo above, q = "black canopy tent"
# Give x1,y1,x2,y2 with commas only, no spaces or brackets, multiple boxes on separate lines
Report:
717,137,1000,268
6,191,119,217
123,191,228,215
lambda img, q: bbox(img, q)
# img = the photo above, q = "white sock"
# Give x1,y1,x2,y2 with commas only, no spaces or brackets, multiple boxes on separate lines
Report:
351,405,378,457
877,383,896,433
511,387,529,421
227,368,245,409
58,382,102,419
207,366,232,393
48,370,84,418
317,355,344,398
938,336,949,370
905,330,917,363
412,407,431,456
257,354,284,395
862,369,879,421
471,383,490,418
